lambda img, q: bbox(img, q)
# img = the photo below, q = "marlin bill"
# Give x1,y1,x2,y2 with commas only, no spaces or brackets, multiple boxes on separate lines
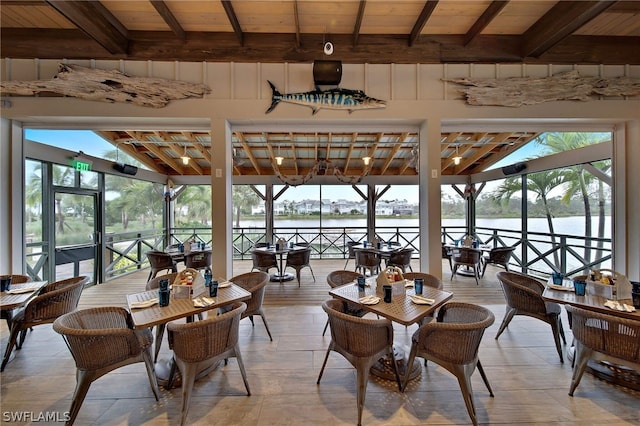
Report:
266,81,386,115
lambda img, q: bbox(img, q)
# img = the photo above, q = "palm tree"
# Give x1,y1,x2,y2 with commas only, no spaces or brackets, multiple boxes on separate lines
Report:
232,185,260,227
538,132,611,268
493,170,566,267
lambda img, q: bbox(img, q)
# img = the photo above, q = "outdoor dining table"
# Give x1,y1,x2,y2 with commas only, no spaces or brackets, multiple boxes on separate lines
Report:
1,280,48,365
126,276,251,388
252,245,297,282
165,246,211,264
329,277,453,381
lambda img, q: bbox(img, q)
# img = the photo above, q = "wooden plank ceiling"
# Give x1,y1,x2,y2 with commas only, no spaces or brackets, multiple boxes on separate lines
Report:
95,129,540,177
1,1,639,64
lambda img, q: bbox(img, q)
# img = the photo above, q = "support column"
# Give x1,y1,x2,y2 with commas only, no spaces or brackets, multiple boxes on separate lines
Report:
418,120,442,277
210,120,233,279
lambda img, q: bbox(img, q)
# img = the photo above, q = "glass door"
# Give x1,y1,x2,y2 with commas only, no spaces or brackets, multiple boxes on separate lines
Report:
53,191,99,284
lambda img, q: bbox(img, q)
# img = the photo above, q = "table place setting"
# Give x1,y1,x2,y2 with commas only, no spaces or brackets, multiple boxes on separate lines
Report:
403,279,415,287
193,296,216,308
358,295,380,305
547,283,574,291
603,299,637,312
410,294,435,305
5,287,37,295
216,279,233,288
130,298,159,309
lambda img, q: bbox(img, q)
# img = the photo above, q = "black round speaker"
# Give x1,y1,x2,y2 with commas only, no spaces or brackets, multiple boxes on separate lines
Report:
313,60,342,86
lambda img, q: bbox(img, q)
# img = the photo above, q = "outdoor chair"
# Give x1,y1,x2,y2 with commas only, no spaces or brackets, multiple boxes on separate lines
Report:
221,271,273,341
145,250,177,281
53,306,160,426
495,271,567,362
450,247,482,285
344,241,359,269
184,250,212,271
401,302,495,426
481,246,515,277
442,243,453,273
317,299,401,426
385,247,414,273
355,248,381,277
168,301,250,426
322,270,368,336
1,274,32,329
565,305,640,396
251,249,280,276
284,247,315,286
1,275,88,372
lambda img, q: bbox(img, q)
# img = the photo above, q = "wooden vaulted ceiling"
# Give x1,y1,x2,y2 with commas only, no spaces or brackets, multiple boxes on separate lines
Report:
95,129,540,177
1,1,639,64
3,1,631,177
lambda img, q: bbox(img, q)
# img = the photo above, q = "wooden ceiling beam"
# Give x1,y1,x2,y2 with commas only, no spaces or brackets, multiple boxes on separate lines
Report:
379,143,401,175
141,142,184,174
95,131,161,172
464,1,509,47
409,0,439,47
3,29,638,64
293,0,301,48
44,0,128,54
150,0,185,42
353,0,366,47
522,1,617,58
236,132,261,175
220,0,244,46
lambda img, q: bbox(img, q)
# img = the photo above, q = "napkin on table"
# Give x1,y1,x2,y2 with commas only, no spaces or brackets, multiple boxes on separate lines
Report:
5,287,37,295
130,298,159,309
410,295,435,305
603,300,636,312
358,295,380,305
193,296,215,308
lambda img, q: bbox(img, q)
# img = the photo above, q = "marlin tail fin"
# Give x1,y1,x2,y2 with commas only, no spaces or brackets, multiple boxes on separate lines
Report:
265,80,281,114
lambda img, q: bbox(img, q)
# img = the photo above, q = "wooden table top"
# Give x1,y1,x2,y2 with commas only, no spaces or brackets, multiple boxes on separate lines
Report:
329,280,453,326
127,283,251,329
0,281,48,311
542,286,639,321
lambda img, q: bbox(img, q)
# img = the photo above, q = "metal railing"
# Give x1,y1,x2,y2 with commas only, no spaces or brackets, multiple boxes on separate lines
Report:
29,223,611,282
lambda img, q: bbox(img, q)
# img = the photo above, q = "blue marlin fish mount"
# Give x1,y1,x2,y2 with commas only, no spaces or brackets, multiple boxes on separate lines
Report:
266,81,386,115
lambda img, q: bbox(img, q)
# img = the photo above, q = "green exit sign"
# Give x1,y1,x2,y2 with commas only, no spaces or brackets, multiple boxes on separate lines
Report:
72,159,92,172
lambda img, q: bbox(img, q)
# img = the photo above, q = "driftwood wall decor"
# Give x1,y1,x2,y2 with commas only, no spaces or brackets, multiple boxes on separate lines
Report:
0,63,211,108
445,70,640,107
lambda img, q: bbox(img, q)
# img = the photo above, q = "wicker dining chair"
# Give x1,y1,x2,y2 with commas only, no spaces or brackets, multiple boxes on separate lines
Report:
317,299,401,426
284,247,315,286
168,301,250,426
184,250,212,271
223,271,273,341
386,247,414,273
0,274,32,329
250,249,280,276
322,270,368,336
450,247,482,285
565,305,640,396
343,241,358,269
145,272,205,361
53,306,160,426
442,243,453,273
354,248,381,277
481,246,515,277
145,250,178,281
495,271,567,362
401,302,495,426
1,275,88,372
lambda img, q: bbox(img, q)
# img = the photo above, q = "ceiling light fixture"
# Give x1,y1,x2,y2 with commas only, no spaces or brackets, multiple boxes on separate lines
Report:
453,145,461,165
362,155,371,166
181,145,190,165
275,145,284,166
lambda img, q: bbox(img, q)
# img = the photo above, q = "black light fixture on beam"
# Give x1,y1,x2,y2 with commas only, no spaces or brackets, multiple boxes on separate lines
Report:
313,60,342,87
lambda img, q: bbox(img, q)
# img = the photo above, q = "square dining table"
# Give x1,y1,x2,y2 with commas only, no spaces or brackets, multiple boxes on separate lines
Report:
126,280,251,388
329,279,453,381
1,280,48,311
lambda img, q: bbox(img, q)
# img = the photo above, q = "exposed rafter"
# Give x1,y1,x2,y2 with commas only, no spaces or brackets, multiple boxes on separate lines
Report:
352,0,366,47
409,0,439,47
522,0,617,58
221,0,244,46
150,0,185,42
464,1,509,47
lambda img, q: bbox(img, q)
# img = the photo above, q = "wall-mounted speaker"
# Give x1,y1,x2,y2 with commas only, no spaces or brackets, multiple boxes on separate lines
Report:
313,60,342,86
113,162,138,176
501,162,527,175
